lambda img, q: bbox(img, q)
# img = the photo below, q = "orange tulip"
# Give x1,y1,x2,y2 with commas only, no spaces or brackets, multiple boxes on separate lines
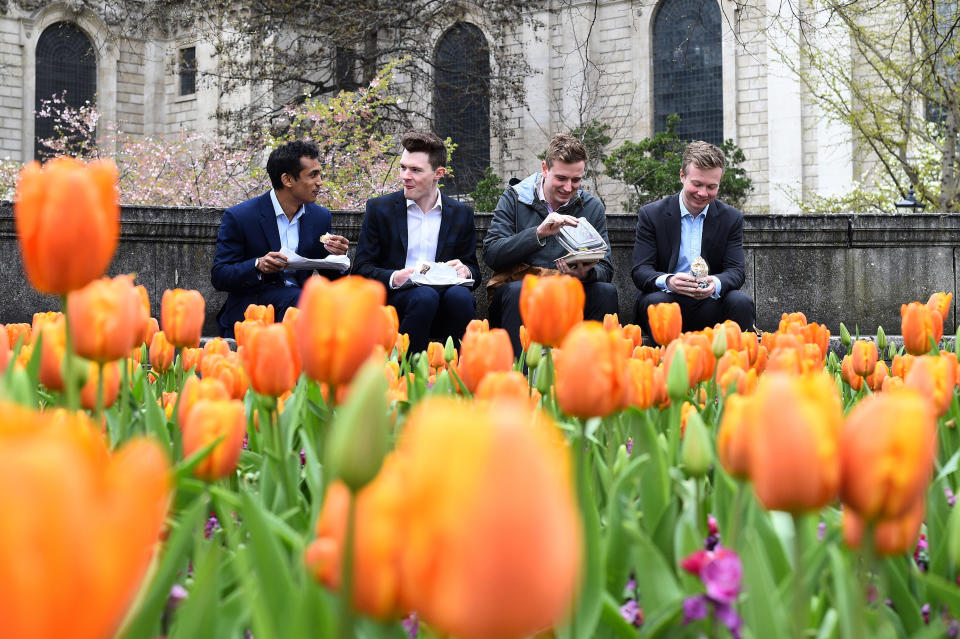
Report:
717,394,752,479
555,321,625,418
32,311,63,335
5,322,31,348
840,389,936,522
647,302,682,346
181,347,203,373
207,352,249,400
905,355,956,417
901,301,943,355
296,275,388,387
381,305,400,351
882,375,905,392
161,289,205,348
620,324,643,349
713,320,743,352
778,311,808,332
747,373,843,513
241,323,301,397
181,399,247,481
160,392,178,420
149,330,175,373
466,318,490,334
741,331,760,365
603,313,620,331
132,284,151,346
244,303,275,324
716,350,749,386
80,361,121,411
632,345,662,364
177,375,231,426
0,402,169,639
621,357,657,410
14,157,120,294
800,323,830,364
843,499,925,556
927,291,952,319
891,353,916,379
282,305,301,328
144,317,159,350
519,274,584,347
475,371,540,407
457,328,514,394
865,360,890,392
37,316,67,391
427,341,446,369
395,333,410,359
849,340,879,377
519,325,531,352
203,337,231,358
663,332,715,387
840,355,864,391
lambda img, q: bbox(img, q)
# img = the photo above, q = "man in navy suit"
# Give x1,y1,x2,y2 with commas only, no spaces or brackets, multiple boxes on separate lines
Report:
632,140,755,335
353,131,479,355
211,140,349,337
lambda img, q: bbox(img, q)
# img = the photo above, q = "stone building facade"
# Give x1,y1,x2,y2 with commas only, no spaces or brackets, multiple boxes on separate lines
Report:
0,0,860,214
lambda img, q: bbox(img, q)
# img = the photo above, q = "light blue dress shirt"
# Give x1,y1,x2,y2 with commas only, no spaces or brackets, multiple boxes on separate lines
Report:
270,189,304,287
655,194,722,298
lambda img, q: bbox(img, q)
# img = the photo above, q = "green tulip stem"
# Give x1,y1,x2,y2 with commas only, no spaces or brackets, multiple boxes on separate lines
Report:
119,357,130,444
792,512,808,639
267,396,295,507
61,294,79,411
95,360,105,424
339,491,358,639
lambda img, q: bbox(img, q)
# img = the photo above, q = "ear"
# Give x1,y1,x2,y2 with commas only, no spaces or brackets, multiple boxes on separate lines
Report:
280,172,296,189
435,166,446,180
541,160,549,175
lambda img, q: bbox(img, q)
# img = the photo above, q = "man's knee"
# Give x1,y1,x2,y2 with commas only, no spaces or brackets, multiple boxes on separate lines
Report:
498,280,523,310
442,285,476,309
404,286,441,310
722,290,756,328
584,281,619,321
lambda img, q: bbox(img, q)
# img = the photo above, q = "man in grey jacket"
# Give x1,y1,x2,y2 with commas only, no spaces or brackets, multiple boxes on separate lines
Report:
483,133,618,356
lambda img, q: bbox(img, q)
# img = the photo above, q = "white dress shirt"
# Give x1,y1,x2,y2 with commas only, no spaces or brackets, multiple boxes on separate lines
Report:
270,189,304,287
390,189,442,288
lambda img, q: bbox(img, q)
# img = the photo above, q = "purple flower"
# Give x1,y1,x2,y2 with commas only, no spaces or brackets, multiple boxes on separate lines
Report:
402,612,419,638
626,438,633,455
682,595,709,623
204,514,220,539
922,603,931,624
300,448,306,466
701,551,743,605
620,599,643,627
714,602,743,639
625,577,636,592
946,487,957,507
818,521,827,541
242,433,249,450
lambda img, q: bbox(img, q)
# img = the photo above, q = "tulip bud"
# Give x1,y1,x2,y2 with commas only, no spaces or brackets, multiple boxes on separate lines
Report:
666,344,689,401
526,342,542,369
711,326,727,359
877,326,887,353
326,360,390,492
681,410,712,477
612,443,629,477
955,325,960,354
840,323,851,349
534,349,554,395
888,342,898,361
414,351,430,382
444,336,456,363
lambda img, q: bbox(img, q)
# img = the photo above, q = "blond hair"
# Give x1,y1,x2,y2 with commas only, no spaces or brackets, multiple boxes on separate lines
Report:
544,133,588,167
681,140,725,173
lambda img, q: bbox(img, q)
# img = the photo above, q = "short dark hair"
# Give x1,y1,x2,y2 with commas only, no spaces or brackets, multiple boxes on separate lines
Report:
266,140,320,190
681,141,726,174
544,133,588,168
401,131,447,170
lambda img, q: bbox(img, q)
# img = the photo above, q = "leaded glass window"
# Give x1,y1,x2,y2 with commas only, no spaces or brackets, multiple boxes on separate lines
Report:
434,22,490,196
653,0,723,145
35,22,97,159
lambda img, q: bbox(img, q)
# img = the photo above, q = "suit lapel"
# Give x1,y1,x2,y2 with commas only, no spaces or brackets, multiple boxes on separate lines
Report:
258,194,282,251
394,192,409,258
701,201,721,266
436,193,453,259
666,195,682,272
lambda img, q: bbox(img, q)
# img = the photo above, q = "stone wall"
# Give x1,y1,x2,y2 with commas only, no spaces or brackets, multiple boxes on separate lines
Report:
0,202,955,337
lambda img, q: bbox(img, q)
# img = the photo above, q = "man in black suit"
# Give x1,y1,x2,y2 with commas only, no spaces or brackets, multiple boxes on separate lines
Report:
353,131,479,354
211,140,349,337
632,140,755,334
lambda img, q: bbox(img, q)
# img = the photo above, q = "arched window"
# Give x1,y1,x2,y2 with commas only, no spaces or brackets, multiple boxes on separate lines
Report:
652,0,723,145
434,22,490,196
35,22,97,159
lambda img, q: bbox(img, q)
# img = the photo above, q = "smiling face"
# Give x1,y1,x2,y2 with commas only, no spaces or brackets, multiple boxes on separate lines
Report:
400,150,444,205
282,156,322,206
680,163,723,215
541,160,585,211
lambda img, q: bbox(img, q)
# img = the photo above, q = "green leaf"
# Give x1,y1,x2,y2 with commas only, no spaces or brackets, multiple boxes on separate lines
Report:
596,592,640,638
918,572,960,618
119,496,208,639
827,545,865,639
629,526,683,614
238,491,298,623
628,409,670,534
881,557,922,634
169,541,222,639
604,455,648,595
740,528,790,639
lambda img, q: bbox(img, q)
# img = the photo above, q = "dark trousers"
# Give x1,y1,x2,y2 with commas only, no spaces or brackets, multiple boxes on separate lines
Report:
388,285,476,356
220,285,302,338
490,279,620,357
634,290,756,338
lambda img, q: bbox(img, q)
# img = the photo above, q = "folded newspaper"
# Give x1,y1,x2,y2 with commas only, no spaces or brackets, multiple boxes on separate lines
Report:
557,217,607,265
278,247,350,273
407,261,474,287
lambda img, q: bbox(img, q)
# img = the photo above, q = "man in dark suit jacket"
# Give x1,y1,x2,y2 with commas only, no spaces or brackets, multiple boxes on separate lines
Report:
211,140,349,337
353,131,479,355
632,140,755,335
